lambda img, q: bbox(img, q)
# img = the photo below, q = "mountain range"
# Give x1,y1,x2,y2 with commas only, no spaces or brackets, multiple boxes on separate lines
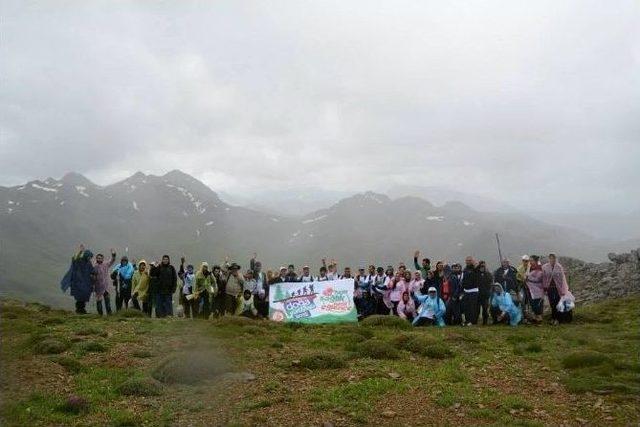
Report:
1,170,636,308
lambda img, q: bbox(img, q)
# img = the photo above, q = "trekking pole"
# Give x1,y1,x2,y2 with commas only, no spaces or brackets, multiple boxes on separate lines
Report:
495,233,503,263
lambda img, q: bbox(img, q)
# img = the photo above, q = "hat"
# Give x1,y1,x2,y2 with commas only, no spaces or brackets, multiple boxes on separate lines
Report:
201,261,209,268
279,266,287,271
228,262,241,270
428,286,437,292
303,265,310,269
521,255,530,261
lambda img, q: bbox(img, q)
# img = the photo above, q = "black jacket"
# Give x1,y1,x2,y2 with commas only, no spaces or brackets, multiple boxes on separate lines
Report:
150,264,177,295
478,270,494,296
494,266,518,293
461,266,480,291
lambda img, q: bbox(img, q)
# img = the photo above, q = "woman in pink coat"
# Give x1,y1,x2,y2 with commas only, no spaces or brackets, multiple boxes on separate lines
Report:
542,253,572,324
389,271,407,315
526,255,545,323
397,291,417,323
92,249,116,316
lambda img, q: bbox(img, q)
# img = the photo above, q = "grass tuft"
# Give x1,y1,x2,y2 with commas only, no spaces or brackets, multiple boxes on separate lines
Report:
298,352,347,370
347,339,400,359
53,356,85,373
562,351,611,369
361,315,411,329
116,377,164,396
34,338,68,355
78,341,107,353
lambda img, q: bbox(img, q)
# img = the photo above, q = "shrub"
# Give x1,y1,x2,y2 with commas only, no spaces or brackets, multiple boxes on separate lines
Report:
152,350,230,384
420,344,453,359
58,395,89,414
361,315,411,330
54,356,85,373
299,352,346,370
562,351,611,369
34,338,68,355
117,377,163,396
392,334,452,359
79,341,107,353
270,341,284,349
348,340,400,360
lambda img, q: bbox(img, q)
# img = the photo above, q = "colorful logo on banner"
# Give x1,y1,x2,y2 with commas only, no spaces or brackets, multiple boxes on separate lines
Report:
269,279,357,323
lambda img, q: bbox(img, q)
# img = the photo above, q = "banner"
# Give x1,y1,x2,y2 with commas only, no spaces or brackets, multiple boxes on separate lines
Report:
269,279,358,324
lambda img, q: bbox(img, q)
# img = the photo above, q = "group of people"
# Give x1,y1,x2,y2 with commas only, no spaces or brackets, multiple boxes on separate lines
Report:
61,246,575,326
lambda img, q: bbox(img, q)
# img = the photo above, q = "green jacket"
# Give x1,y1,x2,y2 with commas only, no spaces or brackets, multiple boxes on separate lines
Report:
414,257,431,280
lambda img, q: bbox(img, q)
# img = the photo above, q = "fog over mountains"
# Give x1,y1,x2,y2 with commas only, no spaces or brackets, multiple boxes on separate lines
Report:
1,170,637,308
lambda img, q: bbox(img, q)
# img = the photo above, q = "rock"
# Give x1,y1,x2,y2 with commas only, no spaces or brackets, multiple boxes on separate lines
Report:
509,409,517,415
388,372,401,379
382,410,396,418
291,359,301,366
452,403,461,409
575,417,588,425
220,372,256,382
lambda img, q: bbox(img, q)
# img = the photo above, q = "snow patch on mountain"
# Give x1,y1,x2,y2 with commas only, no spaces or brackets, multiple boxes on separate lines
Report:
302,214,328,224
426,216,445,221
75,186,90,197
132,201,139,211
31,183,58,193
462,220,474,226
165,184,206,214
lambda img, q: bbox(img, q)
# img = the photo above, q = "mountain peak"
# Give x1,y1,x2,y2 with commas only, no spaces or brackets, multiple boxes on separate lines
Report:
60,172,96,187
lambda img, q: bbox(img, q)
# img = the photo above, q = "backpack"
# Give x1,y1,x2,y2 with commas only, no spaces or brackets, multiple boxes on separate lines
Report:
440,280,451,302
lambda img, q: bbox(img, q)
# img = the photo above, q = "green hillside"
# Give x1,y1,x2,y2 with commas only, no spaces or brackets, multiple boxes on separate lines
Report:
1,298,638,426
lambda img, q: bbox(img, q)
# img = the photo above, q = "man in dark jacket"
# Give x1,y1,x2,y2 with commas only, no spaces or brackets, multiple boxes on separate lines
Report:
461,256,480,325
150,254,177,318
494,258,519,294
211,265,227,317
60,244,95,314
445,263,463,325
477,260,494,325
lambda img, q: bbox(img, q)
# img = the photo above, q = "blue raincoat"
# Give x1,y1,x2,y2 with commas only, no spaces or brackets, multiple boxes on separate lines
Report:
413,292,446,327
60,249,95,302
490,283,522,326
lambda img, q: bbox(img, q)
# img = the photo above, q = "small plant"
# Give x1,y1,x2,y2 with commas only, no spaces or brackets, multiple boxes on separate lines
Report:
54,356,85,373
298,352,346,370
58,395,89,414
116,310,147,319
34,338,68,355
117,377,163,396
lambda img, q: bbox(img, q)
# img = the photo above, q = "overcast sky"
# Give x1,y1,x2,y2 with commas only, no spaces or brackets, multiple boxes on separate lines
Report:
1,0,639,213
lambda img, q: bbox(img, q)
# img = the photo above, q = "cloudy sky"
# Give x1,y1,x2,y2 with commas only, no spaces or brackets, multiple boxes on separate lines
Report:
1,0,639,213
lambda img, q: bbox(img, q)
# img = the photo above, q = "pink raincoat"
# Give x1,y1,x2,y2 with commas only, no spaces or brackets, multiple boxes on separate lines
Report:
542,262,569,296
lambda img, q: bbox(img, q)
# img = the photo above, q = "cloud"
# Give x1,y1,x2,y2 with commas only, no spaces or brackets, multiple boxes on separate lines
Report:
1,0,639,212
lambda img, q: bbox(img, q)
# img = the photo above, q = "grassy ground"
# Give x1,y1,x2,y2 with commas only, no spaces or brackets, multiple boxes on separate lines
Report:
1,297,638,426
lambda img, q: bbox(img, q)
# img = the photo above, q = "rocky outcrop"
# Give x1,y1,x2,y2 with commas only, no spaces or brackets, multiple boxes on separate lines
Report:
560,249,640,305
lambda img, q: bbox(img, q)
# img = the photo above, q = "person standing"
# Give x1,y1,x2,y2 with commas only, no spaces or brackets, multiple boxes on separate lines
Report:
285,264,298,282
193,262,215,319
150,255,177,318
60,244,95,314
211,265,227,317
477,260,494,325
223,262,244,315
413,250,431,280
92,249,116,316
494,258,518,294
114,256,134,310
250,254,269,317
178,259,197,318
445,263,463,325
526,255,545,324
461,256,480,326
131,260,151,316
542,253,573,324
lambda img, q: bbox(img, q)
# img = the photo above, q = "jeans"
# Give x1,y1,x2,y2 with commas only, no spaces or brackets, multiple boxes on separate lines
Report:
155,294,173,318
462,291,480,324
